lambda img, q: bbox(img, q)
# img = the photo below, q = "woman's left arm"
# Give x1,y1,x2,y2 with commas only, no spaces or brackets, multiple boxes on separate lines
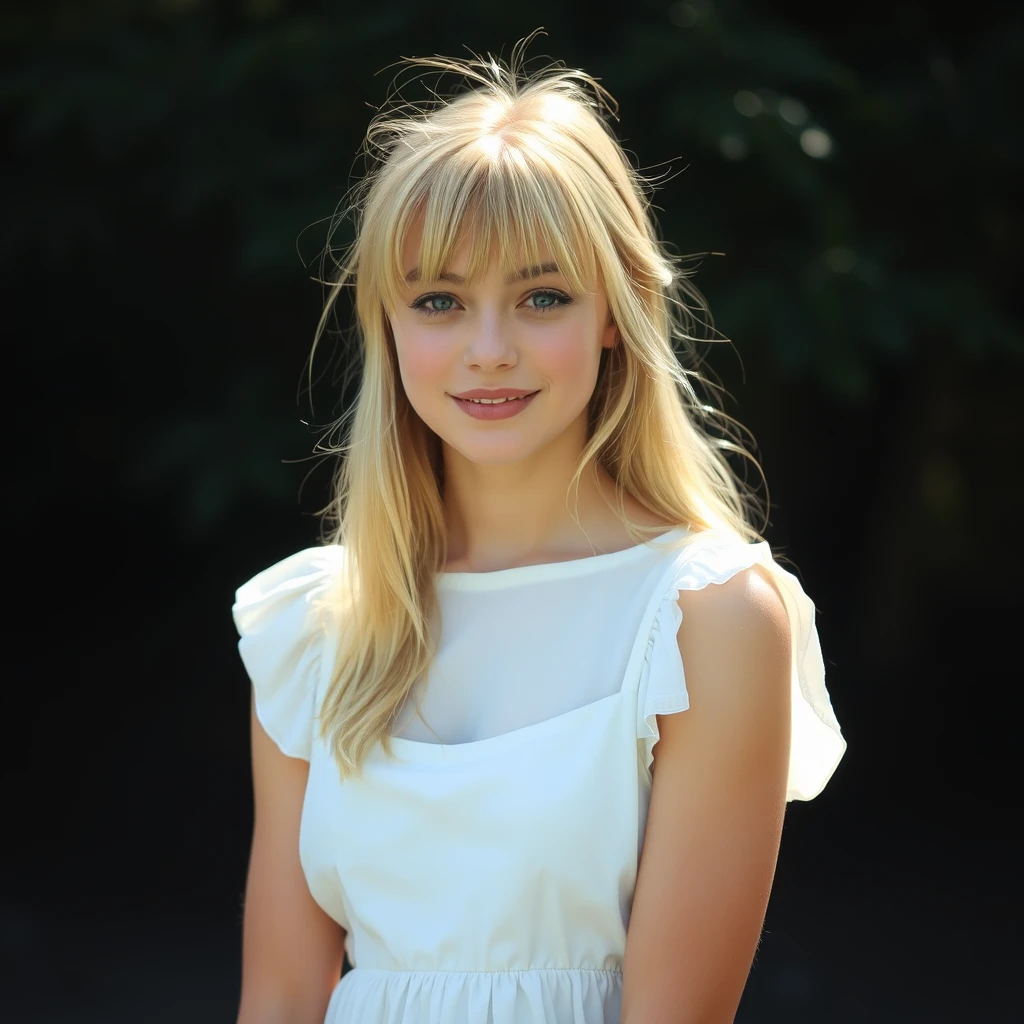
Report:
621,565,793,1024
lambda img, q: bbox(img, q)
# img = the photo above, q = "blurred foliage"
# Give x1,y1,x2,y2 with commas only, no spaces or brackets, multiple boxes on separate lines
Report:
3,0,1021,532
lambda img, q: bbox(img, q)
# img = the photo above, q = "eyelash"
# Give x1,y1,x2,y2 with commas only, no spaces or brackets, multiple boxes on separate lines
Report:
409,289,573,319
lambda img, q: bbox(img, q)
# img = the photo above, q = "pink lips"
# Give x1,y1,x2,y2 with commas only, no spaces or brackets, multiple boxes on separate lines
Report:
450,390,539,420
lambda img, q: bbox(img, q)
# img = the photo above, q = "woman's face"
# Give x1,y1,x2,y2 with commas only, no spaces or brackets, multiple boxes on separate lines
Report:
389,217,618,467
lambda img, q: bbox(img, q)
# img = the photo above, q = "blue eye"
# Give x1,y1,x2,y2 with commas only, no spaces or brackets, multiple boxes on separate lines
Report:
411,293,459,317
408,288,573,318
525,290,571,312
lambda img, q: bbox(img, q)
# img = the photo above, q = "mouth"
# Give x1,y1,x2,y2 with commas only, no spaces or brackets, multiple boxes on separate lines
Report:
456,392,539,405
449,390,540,420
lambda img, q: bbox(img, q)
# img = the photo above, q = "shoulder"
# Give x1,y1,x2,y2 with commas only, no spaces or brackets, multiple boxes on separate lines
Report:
656,563,791,764
641,531,845,799
675,561,791,662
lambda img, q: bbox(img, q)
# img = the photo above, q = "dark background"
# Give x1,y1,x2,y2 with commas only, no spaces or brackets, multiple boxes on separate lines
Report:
4,1,1021,1021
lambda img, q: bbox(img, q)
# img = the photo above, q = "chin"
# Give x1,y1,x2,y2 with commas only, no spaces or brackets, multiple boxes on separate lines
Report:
445,436,541,466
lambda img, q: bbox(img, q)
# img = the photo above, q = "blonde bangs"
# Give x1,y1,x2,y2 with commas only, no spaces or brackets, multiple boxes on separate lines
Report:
374,138,600,311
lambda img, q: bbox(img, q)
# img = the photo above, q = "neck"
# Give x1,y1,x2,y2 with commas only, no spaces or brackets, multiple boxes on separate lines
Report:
440,427,627,573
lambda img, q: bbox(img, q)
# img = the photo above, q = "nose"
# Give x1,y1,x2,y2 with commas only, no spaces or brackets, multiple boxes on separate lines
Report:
463,310,517,371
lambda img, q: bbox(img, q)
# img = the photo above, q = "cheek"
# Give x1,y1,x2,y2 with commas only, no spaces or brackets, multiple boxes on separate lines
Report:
539,324,602,391
393,330,449,400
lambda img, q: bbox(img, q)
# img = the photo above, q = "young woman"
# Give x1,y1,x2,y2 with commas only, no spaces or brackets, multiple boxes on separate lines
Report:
232,40,846,1024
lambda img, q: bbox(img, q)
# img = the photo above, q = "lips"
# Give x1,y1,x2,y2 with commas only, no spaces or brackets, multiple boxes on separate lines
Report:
460,392,538,405
450,390,540,420
450,388,539,400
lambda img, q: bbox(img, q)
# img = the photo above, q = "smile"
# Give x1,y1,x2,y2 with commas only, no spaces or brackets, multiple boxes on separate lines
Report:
450,391,539,420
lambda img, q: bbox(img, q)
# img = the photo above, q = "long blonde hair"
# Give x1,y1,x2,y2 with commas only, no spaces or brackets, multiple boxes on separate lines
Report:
311,36,766,776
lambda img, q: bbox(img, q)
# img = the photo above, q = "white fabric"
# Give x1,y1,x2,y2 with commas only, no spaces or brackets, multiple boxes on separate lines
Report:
232,527,845,1024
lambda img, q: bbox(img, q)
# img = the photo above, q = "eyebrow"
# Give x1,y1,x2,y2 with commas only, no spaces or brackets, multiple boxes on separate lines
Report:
403,262,561,286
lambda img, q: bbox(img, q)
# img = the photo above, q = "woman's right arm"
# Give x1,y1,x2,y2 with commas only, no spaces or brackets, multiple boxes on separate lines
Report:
237,694,346,1024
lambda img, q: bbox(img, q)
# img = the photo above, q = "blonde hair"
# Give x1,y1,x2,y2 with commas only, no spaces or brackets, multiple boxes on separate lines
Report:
311,35,766,777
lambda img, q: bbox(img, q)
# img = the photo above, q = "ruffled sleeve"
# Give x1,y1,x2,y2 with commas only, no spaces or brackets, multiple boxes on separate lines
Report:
636,532,846,801
231,546,346,761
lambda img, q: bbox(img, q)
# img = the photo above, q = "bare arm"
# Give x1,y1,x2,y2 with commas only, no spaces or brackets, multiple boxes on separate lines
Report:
237,695,346,1024
621,565,792,1024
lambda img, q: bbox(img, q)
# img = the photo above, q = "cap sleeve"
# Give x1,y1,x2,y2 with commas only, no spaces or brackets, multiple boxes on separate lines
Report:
636,533,846,801
231,546,345,761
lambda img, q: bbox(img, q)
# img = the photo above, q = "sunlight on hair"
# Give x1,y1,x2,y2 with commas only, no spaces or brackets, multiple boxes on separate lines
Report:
541,92,578,123
477,132,504,159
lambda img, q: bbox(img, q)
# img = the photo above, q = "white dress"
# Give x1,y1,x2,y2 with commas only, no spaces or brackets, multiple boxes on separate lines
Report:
232,527,845,1024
